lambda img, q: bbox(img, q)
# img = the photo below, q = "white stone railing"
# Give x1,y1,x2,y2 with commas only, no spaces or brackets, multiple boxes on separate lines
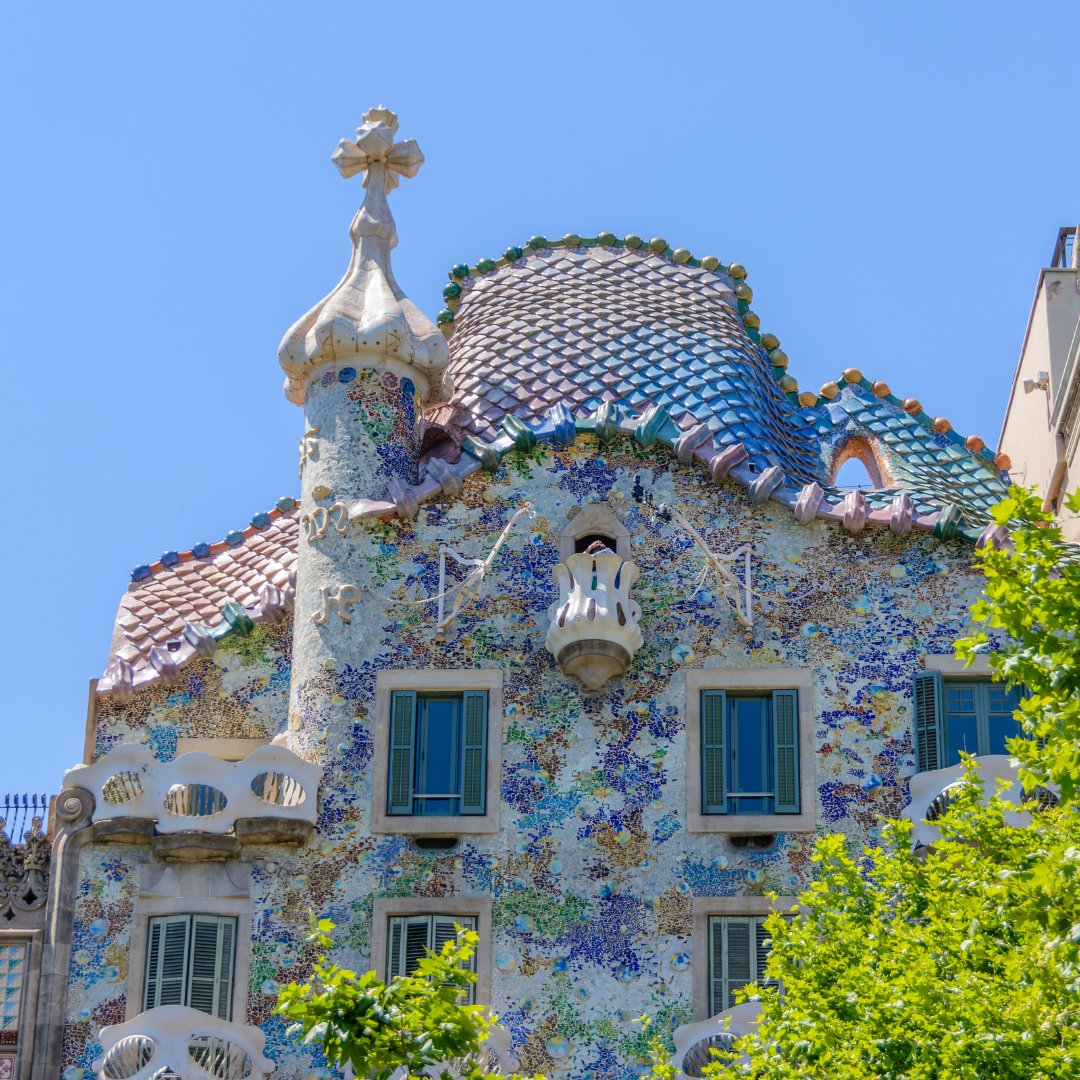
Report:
93,1005,273,1080
901,754,1050,850
671,1002,761,1078
63,743,321,834
546,550,643,692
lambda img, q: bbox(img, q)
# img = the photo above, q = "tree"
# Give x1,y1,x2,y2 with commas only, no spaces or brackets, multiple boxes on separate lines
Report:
676,488,1080,1079
276,918,505,1080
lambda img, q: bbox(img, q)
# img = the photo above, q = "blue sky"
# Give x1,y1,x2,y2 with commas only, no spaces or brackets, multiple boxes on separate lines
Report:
1,2,1077,801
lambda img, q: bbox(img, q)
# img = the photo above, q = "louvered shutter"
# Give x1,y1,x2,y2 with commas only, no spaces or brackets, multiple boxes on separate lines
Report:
143,915,190,1012
913,671,944,772
772,690,800,813
460,692,488,815
754,917,774,990
723,918,753,1012
188,916,236,1021
434,916,477,1003
701,690,727,814
388,691,417,814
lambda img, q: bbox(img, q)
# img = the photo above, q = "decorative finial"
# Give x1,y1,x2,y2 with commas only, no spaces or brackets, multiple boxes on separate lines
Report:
278,107,450,406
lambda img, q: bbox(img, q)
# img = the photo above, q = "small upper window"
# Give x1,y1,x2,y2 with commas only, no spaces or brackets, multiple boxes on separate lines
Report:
834,456,875,489
913,673,1023,771
701,690,800,816
388,691,488,816
143,914,236,1020
574,533,618,554
387,914,477,1004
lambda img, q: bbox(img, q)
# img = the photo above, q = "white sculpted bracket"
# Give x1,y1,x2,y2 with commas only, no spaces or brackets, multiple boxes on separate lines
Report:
901,754,1039,850
93,1005,274,1080
63,743,321,835
671,1003,761,1077
278,106,450,405
546,550,643,692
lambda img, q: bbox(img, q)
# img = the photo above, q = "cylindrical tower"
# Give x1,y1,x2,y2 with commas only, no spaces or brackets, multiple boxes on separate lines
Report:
278,107,449,762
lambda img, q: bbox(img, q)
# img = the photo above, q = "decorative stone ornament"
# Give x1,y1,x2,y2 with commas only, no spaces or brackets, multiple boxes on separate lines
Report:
546,548,643,692
278,107,450,405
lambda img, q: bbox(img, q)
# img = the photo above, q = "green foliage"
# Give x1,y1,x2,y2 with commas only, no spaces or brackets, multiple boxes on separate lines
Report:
704,488,1080,1079
276,917,504,1080
956,486,1080,802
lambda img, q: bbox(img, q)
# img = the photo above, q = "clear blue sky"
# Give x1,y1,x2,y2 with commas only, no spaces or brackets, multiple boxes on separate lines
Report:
1,2,1077,802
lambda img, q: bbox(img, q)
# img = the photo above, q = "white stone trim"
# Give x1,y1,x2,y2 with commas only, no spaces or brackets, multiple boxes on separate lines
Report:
684,668,816,833
371,670,502,834
921,653,992,676
370,896,493,1005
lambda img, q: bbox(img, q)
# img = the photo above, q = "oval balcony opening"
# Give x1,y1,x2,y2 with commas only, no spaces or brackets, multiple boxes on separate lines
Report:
250,771,307,809
188,1035,254,1078
163,783,228,818
682,1033,738,1077
99,1034,155,1079
101,771,144,806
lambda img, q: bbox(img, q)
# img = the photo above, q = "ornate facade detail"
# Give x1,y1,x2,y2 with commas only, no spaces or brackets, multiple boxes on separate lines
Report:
546,547,643,692
0,816,49,921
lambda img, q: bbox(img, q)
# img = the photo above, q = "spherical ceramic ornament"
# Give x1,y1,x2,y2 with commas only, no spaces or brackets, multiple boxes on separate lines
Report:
903,398,922,414
964,435,985,452
932,417,952,434
842,367,863,384
819,381,840,400
871,380,890,397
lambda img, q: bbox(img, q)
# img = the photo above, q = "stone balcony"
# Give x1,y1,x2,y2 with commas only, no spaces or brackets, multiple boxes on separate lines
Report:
545,549,643,692
93,1004,273,1080
900,754,1052,850
62,743,320,859
672,1002,761,1077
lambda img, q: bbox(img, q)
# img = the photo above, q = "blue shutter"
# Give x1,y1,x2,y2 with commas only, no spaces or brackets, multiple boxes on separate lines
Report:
913,671,943,772
772,690,800,814
460,691,488,815
701,690,727,814
388,691,417,814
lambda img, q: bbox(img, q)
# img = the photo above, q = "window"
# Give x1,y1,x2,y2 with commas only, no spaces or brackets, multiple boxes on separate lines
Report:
143,915,237,1021
0,943,26,1067
700,690,800,815
372,671,501,835
387,915,477,1004
913,672,1023,771
708,916,778,1015
387,691,488,816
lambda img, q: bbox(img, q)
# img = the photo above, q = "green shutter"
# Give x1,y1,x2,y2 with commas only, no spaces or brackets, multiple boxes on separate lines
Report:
187,916,236,1021
144,915,190,1011
723,918,753,1012
701,690,727,814
913,671,944,772
388,691,417,814
772,690,800,813
460,691,488,815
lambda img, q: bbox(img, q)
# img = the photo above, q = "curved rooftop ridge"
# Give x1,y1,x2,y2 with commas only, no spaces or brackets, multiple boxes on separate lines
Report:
129,497,299,584
434,231,1009,471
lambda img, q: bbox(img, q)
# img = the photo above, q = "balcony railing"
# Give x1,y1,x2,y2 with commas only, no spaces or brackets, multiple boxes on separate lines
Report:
1050,225,1077,269
63,743,320,835
93,1005,273,1080
672,1003,762,1077
901,754,1047,850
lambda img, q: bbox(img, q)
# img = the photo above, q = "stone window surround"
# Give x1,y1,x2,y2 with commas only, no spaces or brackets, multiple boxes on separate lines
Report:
558,504,632,561
371,670,503,835
921,654,993,677
0,929,42,1080
691,896,799,1022
685,668,816,834
124,873,253,1023
370,897,493,1005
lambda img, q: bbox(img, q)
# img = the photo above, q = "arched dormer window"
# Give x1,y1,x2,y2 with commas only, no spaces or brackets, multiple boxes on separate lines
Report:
829,436,889,489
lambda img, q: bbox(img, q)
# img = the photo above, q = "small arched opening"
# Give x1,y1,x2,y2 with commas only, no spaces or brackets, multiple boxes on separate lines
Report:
829,436,890,489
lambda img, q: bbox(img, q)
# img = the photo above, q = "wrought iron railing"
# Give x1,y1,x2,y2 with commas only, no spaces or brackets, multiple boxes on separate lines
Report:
1050,226,1077,269
0,794,49,843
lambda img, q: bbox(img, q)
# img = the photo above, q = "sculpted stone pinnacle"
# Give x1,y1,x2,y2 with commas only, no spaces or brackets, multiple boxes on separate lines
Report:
278,107,451,405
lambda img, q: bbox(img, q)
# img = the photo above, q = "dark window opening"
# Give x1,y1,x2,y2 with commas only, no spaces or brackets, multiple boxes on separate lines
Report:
574,533,618,554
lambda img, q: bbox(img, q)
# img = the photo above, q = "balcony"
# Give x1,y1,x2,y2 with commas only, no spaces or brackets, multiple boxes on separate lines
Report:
94,1005,273,1080
62,743,320,859
545,548,643,692
672,1003,761,1077
900,755,1051,850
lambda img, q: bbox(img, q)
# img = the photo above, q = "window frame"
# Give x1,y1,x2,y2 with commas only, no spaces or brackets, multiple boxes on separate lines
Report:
142,913,238,1021
371,897,493,1006
0,931,41,1080
686,668,816,834
385,913,479,1004
692,897,798,1021
372,670,502,835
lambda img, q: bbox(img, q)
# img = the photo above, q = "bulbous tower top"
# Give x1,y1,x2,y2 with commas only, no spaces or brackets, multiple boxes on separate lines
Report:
278,107,451,406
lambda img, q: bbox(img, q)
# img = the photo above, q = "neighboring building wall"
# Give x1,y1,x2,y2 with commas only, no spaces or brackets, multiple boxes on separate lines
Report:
60,437,990,1079
999,227,1080,539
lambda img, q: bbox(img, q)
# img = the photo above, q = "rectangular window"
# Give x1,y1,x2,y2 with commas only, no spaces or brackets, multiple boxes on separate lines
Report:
0,942,26,1068
388,691,488,816
708,916,778,1015
913,673,1022,770
143,915,237,1021
701,690,800,815
386,915,477,1004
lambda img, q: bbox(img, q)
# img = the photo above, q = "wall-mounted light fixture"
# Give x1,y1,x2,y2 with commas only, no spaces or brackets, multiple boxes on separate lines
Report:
1023,370,1050,395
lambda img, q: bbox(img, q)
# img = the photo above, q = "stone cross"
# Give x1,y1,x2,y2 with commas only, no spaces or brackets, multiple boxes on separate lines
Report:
331,106,425,194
